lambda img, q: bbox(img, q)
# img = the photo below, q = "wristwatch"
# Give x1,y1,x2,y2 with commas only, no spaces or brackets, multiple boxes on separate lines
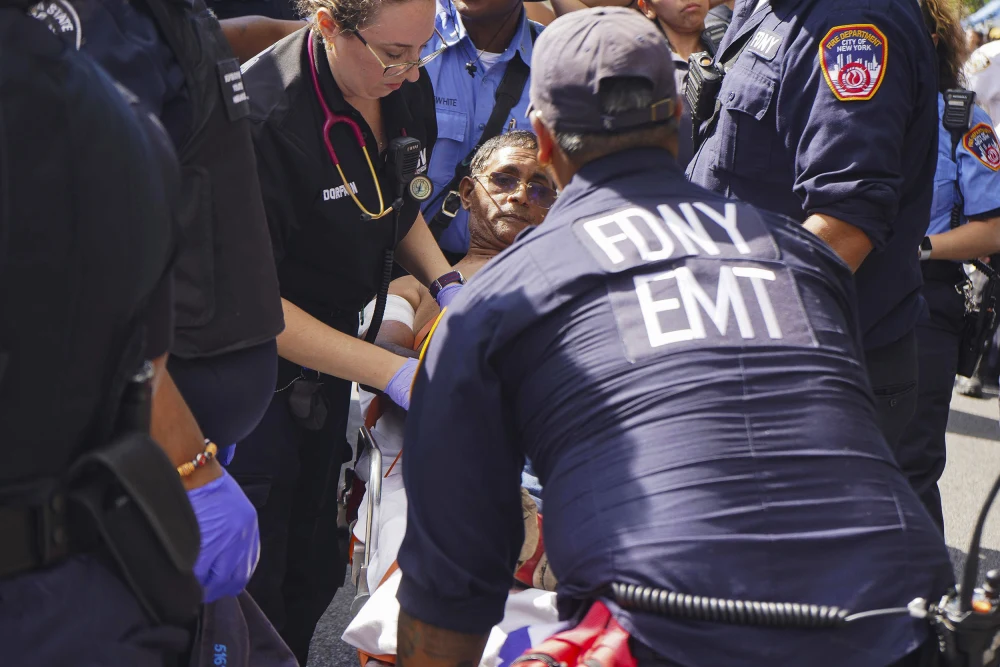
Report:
429,270,466,300
919,236,933,261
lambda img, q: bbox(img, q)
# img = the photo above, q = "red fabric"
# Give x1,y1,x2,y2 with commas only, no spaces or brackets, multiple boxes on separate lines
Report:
513,512,545,588
515,602,637,667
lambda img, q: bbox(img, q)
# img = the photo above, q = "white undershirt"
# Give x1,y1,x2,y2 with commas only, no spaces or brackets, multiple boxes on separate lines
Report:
753,0,769,13
476,50,504,72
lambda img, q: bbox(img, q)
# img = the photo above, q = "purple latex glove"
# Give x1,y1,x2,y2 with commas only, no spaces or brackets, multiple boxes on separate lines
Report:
218,443,237,466
186,469,260,603
385,357,419,410
435,282,463,309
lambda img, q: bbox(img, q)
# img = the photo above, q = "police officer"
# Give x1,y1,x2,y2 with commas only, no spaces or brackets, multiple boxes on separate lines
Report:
35,0,288,473
0,4,239,662
234,0,460,659
705,0,731,29
394,9,953,667
420,0,542,260
896,0,1000,532
687,0,939,456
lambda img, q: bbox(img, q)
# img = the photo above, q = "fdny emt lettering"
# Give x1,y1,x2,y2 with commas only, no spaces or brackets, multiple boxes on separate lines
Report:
575,202,767,269
634,265,782,347
574,201,814,358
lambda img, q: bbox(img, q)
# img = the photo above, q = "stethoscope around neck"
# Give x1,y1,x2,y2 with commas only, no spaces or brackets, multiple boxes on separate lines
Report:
307,30,394,221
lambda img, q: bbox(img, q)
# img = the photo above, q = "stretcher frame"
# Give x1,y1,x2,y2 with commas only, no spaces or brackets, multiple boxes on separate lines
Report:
350,425,383,617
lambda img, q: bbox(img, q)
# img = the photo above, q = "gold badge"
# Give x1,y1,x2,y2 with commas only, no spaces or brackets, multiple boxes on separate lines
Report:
409,176,433,202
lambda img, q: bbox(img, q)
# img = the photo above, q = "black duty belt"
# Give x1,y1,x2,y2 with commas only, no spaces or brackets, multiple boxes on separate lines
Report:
922,260,967,286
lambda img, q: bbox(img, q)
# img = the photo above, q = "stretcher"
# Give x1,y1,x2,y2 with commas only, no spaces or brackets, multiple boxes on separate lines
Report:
349,425,382,617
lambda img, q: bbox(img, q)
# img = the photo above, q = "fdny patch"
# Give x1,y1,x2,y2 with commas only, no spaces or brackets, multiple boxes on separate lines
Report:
747,29,781,61
963,123,1000,171
819,24,887,102
29,0,82,50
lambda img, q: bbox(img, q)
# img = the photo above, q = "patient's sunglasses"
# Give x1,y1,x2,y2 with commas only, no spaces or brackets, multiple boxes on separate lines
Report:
354,29,448,79
474,172,558,209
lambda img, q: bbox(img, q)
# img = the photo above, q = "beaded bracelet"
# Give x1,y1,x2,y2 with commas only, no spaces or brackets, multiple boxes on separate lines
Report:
177,439,219,478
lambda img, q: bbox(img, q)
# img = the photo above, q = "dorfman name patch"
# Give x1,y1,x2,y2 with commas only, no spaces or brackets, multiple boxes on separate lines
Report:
819,24,887,102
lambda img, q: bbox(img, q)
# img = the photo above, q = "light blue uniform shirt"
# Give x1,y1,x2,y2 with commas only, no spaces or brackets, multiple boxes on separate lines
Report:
929,94,1000,236
420,1,541,254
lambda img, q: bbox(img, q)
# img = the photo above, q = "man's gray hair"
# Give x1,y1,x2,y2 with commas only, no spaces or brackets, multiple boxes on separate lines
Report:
469,130,540,175
554,77,676,164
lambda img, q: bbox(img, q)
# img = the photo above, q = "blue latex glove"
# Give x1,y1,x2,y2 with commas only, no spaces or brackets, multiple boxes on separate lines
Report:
435,282,463,309
186,470,260,603
385,357,419,410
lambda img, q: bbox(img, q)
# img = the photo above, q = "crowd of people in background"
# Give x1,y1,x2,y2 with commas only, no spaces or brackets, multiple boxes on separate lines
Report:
8,0,1000,666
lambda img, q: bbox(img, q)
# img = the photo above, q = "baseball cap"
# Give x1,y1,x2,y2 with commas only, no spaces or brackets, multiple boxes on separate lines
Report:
528,7,677,133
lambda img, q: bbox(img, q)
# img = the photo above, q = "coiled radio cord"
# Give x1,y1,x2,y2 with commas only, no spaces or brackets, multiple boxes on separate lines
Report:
611,583,917,629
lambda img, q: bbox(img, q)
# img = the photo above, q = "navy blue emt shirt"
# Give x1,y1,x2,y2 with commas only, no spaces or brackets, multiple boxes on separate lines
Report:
397,148,953,666
687,0,939,350
29,0,191,144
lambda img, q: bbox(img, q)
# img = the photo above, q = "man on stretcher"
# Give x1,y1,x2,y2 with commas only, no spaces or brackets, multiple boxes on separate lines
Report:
345,131,560,666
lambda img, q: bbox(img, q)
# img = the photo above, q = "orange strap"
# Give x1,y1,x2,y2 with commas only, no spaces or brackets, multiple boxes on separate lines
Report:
354,562,404,666
358,650,396,666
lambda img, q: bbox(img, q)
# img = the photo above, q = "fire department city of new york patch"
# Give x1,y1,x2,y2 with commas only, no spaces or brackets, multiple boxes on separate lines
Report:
964,123,1000,172
820,24,888,102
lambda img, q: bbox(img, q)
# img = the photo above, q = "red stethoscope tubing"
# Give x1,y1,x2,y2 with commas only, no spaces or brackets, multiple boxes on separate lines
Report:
307,30,389,219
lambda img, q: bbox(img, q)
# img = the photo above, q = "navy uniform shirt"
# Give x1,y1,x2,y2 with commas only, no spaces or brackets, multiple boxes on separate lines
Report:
29,0,191,145
242,29,437,322
687,0,938,350
397,148,953,666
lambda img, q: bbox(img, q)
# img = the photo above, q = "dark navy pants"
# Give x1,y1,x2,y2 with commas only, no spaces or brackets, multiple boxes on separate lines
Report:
0,556,189,666
897,277,966,531
226,356,352,665
866,329,920,452
169,339,277,464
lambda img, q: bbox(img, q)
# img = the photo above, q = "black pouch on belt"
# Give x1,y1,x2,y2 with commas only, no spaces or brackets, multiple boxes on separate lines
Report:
287,377,330,431
66,431,202,627
957,260,1000,378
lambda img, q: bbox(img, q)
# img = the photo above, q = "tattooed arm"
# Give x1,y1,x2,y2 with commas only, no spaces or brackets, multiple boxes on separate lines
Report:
396,610,490,667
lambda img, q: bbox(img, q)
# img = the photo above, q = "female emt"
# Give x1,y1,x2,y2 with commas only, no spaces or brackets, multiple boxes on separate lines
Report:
229,0,461,660
898,0,1000,533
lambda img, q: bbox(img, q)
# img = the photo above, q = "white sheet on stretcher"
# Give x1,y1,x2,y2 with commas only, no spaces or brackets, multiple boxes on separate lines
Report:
342,567,560,666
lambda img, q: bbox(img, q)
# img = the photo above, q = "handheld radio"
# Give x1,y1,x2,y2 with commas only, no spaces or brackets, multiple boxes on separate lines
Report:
364,136,423,345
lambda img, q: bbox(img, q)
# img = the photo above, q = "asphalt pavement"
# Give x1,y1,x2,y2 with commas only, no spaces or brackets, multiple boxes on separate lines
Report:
306,389,1000,667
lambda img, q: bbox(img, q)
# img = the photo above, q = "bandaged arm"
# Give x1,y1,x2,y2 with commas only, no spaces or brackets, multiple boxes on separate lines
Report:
360,294,418,354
